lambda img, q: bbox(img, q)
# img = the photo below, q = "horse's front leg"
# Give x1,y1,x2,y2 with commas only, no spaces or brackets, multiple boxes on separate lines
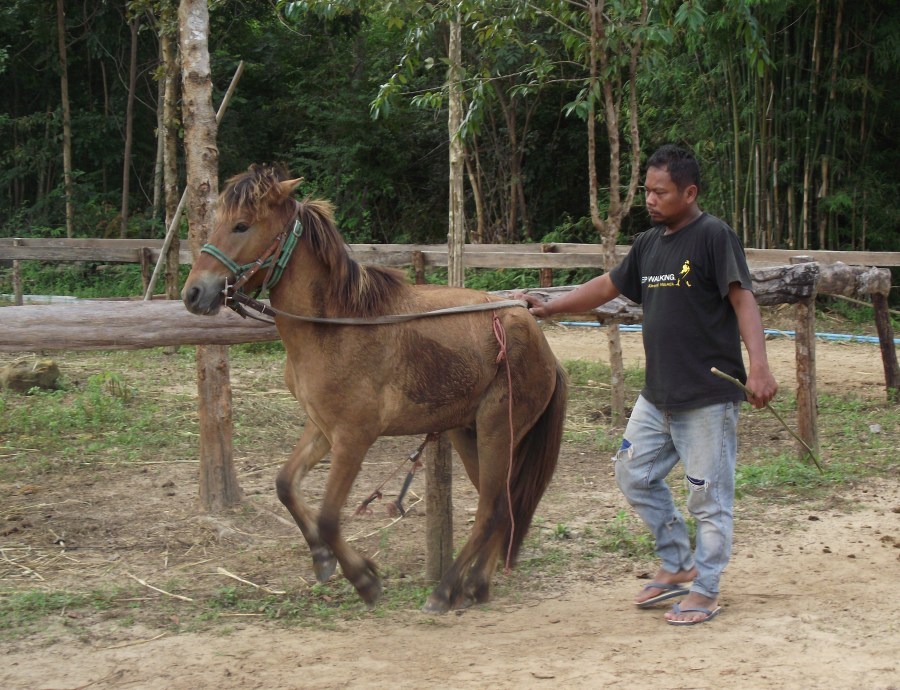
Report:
274,423,336,583
317,439,382,606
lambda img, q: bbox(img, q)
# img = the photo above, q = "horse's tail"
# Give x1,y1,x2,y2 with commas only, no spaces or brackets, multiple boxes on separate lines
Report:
502,361,568,565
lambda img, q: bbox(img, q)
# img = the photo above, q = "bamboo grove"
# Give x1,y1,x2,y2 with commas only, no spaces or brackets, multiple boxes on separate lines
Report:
1,0,897,252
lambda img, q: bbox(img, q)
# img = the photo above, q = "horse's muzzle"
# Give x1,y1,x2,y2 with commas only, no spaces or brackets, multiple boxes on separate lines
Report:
182,275,226,316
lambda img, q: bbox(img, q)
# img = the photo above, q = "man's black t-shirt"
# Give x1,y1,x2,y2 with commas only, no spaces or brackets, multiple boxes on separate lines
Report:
609,213,752,411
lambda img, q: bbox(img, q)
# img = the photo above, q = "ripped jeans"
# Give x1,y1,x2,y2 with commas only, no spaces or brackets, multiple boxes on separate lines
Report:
614,394,739,599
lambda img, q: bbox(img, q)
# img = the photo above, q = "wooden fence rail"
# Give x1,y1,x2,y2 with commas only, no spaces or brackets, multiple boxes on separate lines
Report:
4,237,900,268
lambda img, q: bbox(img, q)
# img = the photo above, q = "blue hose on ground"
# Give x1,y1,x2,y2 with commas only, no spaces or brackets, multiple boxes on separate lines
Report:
555,321,897,345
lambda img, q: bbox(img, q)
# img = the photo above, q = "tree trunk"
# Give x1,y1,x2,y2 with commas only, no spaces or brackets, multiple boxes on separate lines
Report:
152,37,166,224
55,0,74,238
162,17,181,302
464,145,486,244
447,11,465,289
586,0,646,424
801,0,823,250
179,0,240,512
120,17,139,239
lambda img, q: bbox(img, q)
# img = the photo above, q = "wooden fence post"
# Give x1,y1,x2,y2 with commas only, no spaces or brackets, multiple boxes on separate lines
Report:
12,239,23,306
196,343,242,510
412,250,426,285
424,433,453,582
540,243,555,288
139,246,153,296
791,256,820,460
871,292,900,402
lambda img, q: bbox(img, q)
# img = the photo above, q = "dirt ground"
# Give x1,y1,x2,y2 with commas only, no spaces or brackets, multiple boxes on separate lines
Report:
2,323,899,689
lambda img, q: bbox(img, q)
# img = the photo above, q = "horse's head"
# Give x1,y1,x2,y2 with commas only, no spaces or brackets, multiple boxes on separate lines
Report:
182,165,303,315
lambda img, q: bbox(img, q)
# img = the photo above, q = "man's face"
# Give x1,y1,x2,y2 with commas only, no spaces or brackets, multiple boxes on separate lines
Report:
644,165,696,228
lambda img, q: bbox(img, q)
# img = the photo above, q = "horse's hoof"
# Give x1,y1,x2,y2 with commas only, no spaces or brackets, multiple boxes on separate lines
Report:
451,593,476,611
357,577,382,607
421,593,450,614
311,547,337,583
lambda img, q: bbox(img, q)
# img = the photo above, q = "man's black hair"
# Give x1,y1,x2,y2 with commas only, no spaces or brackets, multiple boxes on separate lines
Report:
647,145,701,194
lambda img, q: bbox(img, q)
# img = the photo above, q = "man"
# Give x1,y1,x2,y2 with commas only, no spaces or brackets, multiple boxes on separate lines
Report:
520,144,777,625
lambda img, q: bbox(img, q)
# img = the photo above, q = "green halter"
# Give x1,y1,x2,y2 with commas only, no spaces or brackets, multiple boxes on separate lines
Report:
200,217,304,292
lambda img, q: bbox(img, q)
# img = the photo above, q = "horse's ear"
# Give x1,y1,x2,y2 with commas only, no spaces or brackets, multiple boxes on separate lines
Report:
278,177,304,199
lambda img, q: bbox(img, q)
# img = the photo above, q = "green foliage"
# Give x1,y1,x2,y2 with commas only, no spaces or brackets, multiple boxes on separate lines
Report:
735,453,848,498
0,262,148,298
563,358,644,390
2,0,899,253
0,365,179,478
595,509,655,559
0,590,119,638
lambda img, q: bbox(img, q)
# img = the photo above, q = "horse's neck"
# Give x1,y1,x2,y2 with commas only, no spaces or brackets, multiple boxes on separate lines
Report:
270,252,326,315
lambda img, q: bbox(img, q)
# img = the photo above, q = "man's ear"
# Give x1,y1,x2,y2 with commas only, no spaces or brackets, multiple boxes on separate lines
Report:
684,184,699,204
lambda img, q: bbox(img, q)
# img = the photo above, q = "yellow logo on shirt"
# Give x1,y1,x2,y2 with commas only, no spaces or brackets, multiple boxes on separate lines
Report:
676,260,692,287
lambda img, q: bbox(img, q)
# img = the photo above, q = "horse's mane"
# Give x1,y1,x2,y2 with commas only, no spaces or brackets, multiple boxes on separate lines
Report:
297,198,409,317
220,165,408,316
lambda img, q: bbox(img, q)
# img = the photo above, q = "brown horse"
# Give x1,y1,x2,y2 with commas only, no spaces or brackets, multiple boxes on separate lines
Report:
182,165,567,612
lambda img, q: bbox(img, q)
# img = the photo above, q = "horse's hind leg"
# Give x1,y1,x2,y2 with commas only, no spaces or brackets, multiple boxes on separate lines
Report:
424,427,511,613
447,426,479,486
275,423,336,582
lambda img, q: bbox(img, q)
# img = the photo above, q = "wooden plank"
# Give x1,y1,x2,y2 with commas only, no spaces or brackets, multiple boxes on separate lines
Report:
1,243,194,264
4,237,900,268
0,237,169,249
0,300,279,352
746,248,900,267
413,251,611,269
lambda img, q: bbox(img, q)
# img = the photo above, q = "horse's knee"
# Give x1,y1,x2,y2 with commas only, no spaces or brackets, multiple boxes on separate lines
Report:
274,471,294,507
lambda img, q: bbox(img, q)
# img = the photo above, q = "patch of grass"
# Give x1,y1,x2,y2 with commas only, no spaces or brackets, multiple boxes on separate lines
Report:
736,453,852,498
0,589,120,638
738,391,899,499
196,577,433,627
231,340,285,356
562,359,644,390
594,509,656,560
0,362,196,479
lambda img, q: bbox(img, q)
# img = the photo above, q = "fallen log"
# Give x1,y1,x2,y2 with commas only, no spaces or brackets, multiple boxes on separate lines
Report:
0,300,279,352
0,262,887,353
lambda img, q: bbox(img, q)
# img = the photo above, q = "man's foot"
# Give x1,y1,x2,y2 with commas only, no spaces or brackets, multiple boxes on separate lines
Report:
634,567,698,607
664,592,719,624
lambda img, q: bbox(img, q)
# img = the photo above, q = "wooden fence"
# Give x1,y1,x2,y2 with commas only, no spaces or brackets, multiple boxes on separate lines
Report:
3,239,899,579
4,236,900,269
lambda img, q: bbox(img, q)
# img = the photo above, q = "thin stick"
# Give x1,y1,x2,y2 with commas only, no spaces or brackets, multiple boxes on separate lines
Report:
0,550,45,581
830,292,900,318
346,496,423,542
710,367,823,472
125,571,194,602
100,632,168,650
216,566,289,593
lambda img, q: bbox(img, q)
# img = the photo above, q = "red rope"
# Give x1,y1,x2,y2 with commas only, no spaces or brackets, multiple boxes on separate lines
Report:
492,311,517,574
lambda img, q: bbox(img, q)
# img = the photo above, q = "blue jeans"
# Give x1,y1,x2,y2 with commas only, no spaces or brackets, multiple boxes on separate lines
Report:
614,394,739,599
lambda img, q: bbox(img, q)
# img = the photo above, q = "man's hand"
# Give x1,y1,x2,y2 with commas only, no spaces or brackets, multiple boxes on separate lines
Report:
745,367,778,409
512,291,554,318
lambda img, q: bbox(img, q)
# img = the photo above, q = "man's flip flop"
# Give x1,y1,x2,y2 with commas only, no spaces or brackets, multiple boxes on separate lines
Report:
635,583,688,609
666,602,722,625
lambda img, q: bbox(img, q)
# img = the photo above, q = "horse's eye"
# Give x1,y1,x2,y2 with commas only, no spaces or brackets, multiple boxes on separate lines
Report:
234,222,250,234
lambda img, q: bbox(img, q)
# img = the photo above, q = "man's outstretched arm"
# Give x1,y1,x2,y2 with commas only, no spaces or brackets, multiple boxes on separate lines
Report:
516,273,621,319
